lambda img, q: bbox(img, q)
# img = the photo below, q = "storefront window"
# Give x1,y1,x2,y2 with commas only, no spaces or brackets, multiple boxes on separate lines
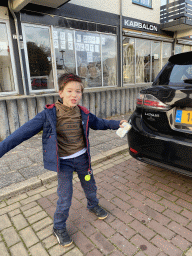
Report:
183,45,191,52
23,24,117,90
75,31,102,88
123,38,174,85
102,34,117,86
152,41,160,81
175,45,183,55
136,39,151,83
123,37,135,84
162,42,172,67
175,44,192,54
23,24,54,91
0,23,15,93
53,28,76,81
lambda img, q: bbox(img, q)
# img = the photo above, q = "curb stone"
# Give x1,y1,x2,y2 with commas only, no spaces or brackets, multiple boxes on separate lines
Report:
0,145,129,200
186,248,192,256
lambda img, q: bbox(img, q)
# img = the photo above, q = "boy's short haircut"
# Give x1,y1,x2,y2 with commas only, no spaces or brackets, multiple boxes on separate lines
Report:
58,73,84,92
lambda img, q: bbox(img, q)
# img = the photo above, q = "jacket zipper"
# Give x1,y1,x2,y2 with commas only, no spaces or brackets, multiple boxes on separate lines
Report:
56,141,59,172
85,115,92,174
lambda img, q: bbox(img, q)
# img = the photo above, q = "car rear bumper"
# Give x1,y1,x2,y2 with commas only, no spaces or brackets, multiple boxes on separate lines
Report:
128,125,192,175
135,155,192,178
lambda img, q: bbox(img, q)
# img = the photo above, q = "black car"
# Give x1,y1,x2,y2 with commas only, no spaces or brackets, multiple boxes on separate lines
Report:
128,51,192,177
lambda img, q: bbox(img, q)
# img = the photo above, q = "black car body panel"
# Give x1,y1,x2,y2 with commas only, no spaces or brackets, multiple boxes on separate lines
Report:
128,51,192,176
128,112,192,171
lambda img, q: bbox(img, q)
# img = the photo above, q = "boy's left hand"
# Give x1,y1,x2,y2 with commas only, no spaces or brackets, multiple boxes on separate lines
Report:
119,120,128,128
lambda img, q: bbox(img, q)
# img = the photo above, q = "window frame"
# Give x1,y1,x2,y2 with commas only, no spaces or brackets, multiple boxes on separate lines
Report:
132,0,152,8
0,19,19,96
22,23,56,94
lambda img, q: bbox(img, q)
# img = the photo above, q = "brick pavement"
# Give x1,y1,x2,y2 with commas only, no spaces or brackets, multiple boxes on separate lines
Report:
0,152,192,255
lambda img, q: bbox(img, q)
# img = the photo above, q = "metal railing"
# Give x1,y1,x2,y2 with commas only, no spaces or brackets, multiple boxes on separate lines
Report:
160,0,192,23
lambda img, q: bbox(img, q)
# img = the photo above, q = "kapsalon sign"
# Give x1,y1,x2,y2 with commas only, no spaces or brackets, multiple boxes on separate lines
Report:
124,18,158,32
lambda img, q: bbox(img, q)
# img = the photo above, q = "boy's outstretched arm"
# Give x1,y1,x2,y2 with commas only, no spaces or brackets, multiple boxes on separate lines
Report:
89,113,127,130
0,111,46,158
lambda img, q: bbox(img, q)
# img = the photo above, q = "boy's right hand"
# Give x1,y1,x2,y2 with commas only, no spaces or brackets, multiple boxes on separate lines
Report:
119,120,128,128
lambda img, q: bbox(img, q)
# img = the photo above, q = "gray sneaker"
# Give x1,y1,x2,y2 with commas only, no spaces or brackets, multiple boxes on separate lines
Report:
89,205,108,219
53,227,73,247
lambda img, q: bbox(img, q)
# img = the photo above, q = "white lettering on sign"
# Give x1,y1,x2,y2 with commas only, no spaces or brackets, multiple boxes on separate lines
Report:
124,19,158,32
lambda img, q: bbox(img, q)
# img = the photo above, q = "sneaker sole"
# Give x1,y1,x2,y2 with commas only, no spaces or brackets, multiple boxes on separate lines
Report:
98,214,108,220
89,210,108,220
53,231,73,247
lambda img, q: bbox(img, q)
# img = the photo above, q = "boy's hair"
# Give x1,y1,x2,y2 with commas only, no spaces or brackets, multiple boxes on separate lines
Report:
58,73,84,92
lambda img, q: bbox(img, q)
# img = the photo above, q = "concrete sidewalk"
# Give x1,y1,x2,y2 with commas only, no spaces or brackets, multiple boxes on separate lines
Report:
1,151,192,256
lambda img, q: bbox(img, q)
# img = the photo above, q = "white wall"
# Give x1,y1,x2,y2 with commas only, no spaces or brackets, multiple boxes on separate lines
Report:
0,7,9,20
70,0,161,24
70,0,120,15
123,0,161,24
177,29,192,39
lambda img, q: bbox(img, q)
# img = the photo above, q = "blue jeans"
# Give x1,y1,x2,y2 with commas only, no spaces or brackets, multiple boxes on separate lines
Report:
53,152,99,229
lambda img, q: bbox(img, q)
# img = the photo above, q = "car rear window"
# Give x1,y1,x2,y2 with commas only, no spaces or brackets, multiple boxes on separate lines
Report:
153,62,192,86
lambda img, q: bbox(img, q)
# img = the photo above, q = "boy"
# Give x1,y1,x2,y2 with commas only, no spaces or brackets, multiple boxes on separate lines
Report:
0,73,127,247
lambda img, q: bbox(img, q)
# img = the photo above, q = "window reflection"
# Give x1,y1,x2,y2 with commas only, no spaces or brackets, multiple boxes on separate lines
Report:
123,37,135,84
23,25,53,91
161,0,168,5
175,45,183,55
123,39,174,84
183,45,191,52
53,28,76,79
136,39,151,83
175,44,192,54
23,25,117,90
162,42,172,67
102,35,117,86
133,0,152,7
75,31,102,88
152,41,160,82
0,23,14,92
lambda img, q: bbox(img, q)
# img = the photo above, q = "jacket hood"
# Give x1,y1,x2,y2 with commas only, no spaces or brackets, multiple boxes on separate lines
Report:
78,105,90,114
45,104,55,109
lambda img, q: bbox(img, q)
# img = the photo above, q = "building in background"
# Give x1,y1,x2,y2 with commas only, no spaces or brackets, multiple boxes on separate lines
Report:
1,0,192,139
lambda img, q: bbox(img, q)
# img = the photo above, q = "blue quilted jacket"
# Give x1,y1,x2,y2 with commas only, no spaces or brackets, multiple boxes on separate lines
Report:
0,104,120,172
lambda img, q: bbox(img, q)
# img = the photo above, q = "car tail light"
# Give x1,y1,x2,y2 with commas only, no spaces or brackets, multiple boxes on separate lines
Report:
136,93,144,106
130,148,138,154
136,93,169,110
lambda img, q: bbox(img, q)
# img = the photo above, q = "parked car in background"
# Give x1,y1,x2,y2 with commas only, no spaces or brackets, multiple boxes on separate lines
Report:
31,77,47,90
128,51,192,177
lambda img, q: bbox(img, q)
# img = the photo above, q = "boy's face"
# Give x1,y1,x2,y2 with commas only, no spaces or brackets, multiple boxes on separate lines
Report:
59,81,82,108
